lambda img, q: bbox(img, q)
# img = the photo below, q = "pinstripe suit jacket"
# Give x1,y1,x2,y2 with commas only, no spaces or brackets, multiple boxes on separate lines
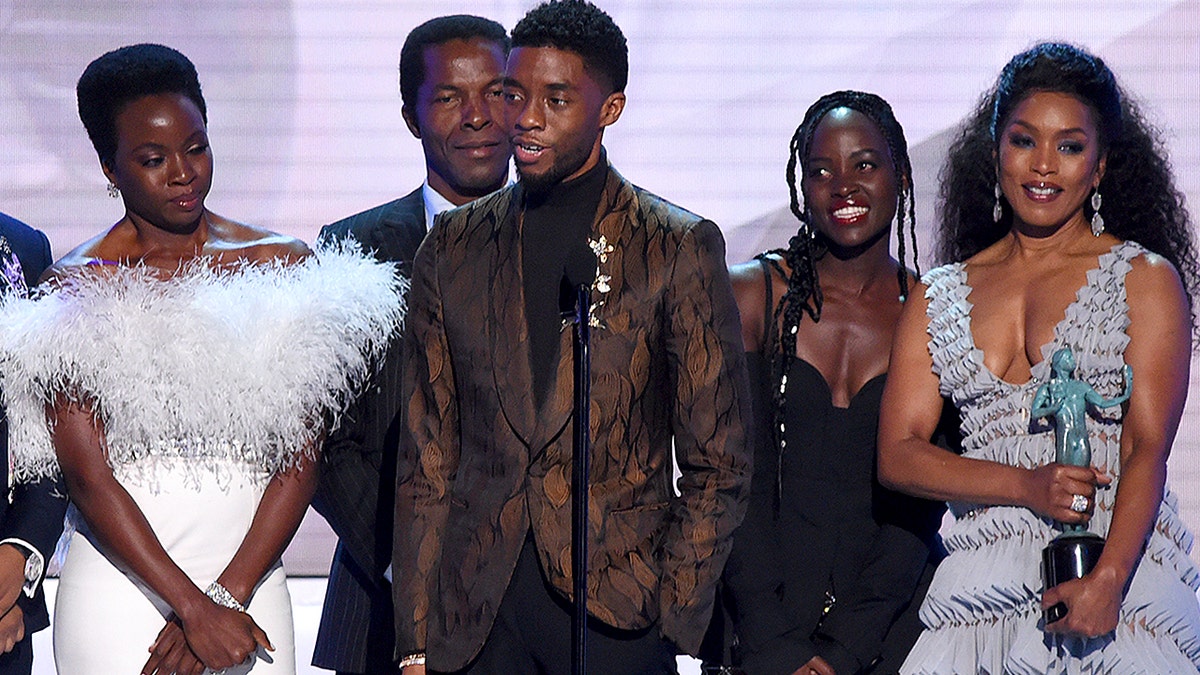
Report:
394,165,752,671
311,189,425,673
0,212,67,675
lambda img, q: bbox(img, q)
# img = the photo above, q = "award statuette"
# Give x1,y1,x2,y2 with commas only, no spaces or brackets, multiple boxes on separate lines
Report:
1031,347,1132,624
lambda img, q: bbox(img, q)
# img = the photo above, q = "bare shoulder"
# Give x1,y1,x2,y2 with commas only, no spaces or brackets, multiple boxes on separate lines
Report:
39,227,125,284
1126,249,1186,301
729,256,782,353
896,278,934,334
208,216,312,266
728,258,769,294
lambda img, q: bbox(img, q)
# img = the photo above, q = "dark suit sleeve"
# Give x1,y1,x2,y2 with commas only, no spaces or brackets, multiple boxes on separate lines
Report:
3,225,66,559
310,222,401,580
0,477,66,559
393,226,459,657
310,339,400,580
659,219,753,655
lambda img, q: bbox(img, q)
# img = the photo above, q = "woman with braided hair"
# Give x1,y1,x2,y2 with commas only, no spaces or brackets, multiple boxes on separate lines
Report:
718,91,945,675
879,43,1200,672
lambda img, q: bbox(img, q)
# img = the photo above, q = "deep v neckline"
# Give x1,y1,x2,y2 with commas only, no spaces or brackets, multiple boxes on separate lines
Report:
959,242,1124,390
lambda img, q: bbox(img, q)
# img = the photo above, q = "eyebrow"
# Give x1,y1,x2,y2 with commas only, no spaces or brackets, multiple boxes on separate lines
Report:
808,147,883,163
438,76,504,91
1009,119,1090,136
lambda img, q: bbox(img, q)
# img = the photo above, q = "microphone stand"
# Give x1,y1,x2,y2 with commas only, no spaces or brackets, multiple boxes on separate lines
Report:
570,283,591,675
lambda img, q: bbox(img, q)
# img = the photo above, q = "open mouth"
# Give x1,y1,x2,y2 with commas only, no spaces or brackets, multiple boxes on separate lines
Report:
832,205,869,223
1023,183,1062,199
513,141,546,162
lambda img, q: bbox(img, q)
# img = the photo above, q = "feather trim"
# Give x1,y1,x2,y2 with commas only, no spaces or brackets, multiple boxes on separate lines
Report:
0,243,405,484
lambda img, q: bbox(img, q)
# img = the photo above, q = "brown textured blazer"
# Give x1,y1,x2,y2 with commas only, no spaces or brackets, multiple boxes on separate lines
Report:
393,164,752,672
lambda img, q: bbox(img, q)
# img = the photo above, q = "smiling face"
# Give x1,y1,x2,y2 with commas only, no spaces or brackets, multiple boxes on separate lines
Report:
503,46,625,194
103,92,212,234
997,91,1106,233
403,38,510,205
801,108,898,254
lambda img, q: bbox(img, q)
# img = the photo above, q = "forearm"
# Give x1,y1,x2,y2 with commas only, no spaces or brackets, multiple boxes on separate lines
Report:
218,452,319,603
881,436,1029,506
67,470,209,621
1093,447,1166,588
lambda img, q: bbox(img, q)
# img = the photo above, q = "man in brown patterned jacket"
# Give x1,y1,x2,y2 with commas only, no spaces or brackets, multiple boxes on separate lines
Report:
394,2,751,672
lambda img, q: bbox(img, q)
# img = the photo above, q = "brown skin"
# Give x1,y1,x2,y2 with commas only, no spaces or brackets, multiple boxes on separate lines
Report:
879,91,1188,639
503,46,625,194
0,545,27,654
50,91,316,674
401,38,511,206
731,109,906,675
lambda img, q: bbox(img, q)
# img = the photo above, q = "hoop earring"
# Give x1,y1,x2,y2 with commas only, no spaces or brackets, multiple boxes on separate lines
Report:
107,182,120,199
993,183,1003,223
1090,190,1104,236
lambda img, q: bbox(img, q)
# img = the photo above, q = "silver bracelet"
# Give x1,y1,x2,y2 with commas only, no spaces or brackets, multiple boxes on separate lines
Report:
398,652,426,668
204,581,246,612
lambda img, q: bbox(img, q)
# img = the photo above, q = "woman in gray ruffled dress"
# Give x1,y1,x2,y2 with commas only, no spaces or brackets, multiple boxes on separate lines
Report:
879,42,1200,673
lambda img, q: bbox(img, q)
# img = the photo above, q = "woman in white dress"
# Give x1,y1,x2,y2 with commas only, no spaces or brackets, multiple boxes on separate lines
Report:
0,44,401,674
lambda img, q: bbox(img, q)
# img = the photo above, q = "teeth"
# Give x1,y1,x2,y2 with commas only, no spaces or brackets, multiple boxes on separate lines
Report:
1028,185,1057,196
833,206,868,220
520,144,543,152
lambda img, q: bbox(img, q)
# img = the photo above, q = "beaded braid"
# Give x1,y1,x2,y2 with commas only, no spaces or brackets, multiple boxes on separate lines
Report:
757,90,919,508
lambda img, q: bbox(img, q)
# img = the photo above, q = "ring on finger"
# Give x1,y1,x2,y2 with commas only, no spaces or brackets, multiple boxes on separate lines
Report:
1070,494,1089,513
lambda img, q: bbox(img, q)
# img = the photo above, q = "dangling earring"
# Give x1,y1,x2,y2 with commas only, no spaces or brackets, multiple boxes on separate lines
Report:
107,182,119,199
993,183,1003,223
1090,190,1104,236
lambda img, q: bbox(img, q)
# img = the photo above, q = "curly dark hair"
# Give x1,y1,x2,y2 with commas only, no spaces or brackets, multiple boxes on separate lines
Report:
76,44,206,169
399,15,509,112
939,42,1199,325
759,90,919,502
511,0,628,94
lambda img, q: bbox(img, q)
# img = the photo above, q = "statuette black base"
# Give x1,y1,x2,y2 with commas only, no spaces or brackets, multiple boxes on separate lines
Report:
1041,532,1105,624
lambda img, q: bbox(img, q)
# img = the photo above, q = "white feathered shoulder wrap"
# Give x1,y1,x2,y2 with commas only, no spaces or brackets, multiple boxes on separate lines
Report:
0,244,404,484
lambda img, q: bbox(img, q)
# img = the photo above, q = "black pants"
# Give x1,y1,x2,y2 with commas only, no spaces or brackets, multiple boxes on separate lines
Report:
444,536,678,675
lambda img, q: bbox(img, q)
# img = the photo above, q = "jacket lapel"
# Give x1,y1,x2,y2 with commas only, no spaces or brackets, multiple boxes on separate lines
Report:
487,186,538,449
532,167,633,456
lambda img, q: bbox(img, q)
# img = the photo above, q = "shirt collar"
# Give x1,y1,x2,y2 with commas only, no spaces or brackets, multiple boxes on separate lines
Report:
421,181,459,232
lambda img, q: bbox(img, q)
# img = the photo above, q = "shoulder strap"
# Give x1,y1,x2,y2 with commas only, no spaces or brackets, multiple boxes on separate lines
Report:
758,257,776,356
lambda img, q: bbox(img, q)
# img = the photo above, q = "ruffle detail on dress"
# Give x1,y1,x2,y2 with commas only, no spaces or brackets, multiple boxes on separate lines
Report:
907,241,1200,673
906,606,1200,675
0,243,405,485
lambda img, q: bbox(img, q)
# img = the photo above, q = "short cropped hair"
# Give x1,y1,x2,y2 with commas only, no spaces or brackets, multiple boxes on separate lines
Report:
77,43,206,168
511,0,628,93
399,15,510,110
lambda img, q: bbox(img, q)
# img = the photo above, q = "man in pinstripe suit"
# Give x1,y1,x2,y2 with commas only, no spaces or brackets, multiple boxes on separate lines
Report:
311,15,511,674
0,212,66,675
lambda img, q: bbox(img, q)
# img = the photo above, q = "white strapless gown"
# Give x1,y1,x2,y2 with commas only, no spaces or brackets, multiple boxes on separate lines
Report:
52,457,295,674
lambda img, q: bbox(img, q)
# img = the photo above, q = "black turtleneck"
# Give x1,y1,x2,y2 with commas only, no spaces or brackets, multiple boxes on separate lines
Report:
521,157,607,407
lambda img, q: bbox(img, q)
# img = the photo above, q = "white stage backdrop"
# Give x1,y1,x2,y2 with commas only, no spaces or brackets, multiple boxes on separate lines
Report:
2,1,1198,573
